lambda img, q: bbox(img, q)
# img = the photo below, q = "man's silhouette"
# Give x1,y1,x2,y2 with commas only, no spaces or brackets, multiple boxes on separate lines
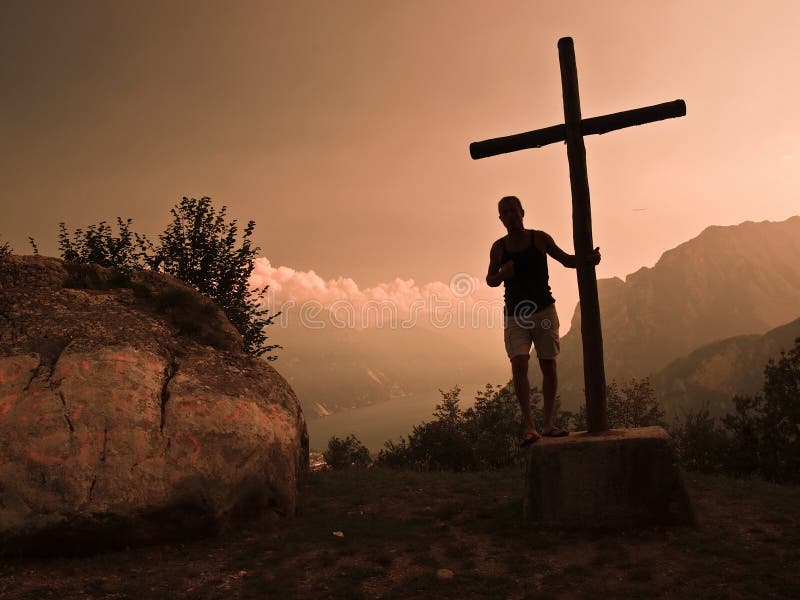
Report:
486,196,601,446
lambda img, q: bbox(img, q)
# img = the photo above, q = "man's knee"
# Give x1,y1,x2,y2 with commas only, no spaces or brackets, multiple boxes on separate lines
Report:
511,354,530,377
538,358,557,377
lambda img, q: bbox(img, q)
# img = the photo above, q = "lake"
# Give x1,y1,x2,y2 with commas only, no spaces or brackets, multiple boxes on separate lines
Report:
305,381,493,452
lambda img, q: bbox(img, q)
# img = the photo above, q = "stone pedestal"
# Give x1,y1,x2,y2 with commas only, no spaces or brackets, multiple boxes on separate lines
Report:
524,426,695,529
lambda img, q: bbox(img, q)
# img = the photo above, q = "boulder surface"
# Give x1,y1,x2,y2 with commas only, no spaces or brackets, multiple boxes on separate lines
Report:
0,256,308,552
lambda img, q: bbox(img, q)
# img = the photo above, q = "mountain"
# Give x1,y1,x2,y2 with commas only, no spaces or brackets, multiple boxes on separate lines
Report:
653,316,800,418
557,216,800,409
269,308,508,418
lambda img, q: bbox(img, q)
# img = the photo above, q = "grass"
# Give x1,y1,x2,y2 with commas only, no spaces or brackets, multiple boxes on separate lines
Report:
1,467,800,599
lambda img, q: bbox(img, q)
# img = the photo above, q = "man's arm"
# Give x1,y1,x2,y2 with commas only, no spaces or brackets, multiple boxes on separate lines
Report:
542,232,601,269
486,241,513,287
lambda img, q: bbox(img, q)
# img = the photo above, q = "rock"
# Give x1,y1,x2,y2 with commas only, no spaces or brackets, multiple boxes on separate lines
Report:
0,255,309,553
524,427,695,529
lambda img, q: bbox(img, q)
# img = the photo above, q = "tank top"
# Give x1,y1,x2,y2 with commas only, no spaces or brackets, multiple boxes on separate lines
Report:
500,230,556,317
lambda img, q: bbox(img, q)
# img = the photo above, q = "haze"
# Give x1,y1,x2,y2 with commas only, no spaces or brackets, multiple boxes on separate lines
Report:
2,0,799,331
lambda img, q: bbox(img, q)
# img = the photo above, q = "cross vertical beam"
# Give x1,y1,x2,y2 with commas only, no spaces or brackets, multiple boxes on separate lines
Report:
558,37,607,433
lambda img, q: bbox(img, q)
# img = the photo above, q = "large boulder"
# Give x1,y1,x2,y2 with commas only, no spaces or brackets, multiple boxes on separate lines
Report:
0,255,308,552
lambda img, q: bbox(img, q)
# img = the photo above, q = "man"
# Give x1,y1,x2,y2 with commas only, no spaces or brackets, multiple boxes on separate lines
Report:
486,196,601,446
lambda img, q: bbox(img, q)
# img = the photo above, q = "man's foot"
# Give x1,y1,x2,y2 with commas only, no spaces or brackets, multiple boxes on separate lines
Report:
542,426,569,437
520,430,541,447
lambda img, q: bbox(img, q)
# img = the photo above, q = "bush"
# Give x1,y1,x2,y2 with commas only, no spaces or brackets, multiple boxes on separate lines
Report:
376,386,482,471
145,198,279,357
754,337,800,482
376,383,565,471
670,406,729,473
668,338,800,482
55,197,281,358
373,374,742,474
58,218,142,274
721,338,800,482
462,384,521,469
572,377,665,430
323,434,371,470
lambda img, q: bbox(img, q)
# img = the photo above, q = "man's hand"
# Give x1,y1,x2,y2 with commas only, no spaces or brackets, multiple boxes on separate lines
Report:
499,260,515,280
486,259,515,287
588,247,601,266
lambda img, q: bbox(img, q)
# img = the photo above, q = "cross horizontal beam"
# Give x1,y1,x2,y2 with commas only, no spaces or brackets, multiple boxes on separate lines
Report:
469,99,686,160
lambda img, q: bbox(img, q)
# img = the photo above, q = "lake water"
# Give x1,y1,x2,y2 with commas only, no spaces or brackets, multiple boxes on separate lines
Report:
306,382,492,452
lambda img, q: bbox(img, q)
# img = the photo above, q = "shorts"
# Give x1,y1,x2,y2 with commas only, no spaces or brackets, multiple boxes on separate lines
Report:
503,302,560,360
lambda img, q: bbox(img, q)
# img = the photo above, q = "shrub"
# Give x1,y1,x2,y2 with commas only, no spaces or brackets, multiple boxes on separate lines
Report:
323,434,371,470
572,377,665,430
377,383,551,471
462,384,521,469
721,337,800,482
667,338,800,482
55,197,281,358
670,406,729,473
377,377,678,472
58,218,142,273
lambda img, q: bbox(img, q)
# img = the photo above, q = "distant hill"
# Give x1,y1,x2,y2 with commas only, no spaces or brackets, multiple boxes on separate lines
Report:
653,316,800,418
558,216,800,409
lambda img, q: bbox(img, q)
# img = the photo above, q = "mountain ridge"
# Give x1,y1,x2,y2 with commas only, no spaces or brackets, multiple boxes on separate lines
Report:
653,316,800,417
558,215,800,410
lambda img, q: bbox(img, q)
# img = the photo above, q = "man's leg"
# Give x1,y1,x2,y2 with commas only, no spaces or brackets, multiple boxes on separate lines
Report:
539,358,558,432
533,304,564,435
511,354,537,435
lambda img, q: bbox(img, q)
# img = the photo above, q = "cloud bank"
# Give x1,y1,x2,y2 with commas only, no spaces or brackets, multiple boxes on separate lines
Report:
250,258,504,327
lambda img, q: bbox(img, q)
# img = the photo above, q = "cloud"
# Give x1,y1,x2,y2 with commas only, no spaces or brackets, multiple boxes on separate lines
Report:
249,257,501,318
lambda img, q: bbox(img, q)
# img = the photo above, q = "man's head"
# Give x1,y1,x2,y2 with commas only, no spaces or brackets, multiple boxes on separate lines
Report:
498,196,524,230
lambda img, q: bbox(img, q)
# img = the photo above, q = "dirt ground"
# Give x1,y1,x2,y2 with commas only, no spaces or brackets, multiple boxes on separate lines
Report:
1,467,799,599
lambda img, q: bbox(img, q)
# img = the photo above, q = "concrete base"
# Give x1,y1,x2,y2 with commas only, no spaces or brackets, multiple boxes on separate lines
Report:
524,426,695,529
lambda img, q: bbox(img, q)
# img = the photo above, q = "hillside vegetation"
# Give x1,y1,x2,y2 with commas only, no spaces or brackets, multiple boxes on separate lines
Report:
655,316,800,417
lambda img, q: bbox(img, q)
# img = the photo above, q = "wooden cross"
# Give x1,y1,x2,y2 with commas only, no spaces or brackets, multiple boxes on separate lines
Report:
470,37,686,433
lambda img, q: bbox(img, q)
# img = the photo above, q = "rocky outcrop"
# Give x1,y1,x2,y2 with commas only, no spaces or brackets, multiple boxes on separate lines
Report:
0,255,308,552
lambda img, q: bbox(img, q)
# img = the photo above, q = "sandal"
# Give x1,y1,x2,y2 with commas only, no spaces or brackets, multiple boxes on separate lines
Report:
542,426,569,437
520,431,541,447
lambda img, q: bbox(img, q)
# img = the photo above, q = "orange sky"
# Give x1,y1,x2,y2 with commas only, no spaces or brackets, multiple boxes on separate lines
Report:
2,1,799,326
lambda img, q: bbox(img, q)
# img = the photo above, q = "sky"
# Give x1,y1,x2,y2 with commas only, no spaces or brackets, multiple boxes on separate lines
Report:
2,0,799,327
